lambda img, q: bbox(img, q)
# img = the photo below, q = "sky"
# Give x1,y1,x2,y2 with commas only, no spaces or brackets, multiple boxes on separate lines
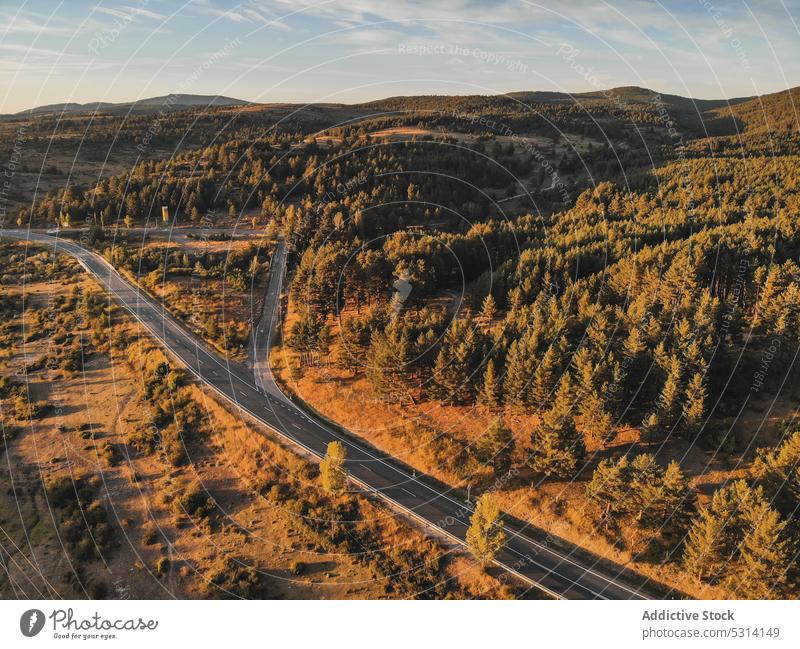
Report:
1,0,799,113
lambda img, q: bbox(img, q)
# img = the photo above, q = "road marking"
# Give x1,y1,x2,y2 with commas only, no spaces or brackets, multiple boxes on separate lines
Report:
7,231,651,601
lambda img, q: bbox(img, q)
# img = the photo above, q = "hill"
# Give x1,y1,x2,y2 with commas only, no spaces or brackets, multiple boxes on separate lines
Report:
14,94,250,117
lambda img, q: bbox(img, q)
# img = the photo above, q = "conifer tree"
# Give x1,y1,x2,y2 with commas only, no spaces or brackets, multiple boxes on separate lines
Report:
754,430,800,514
641,411,661,443
683,487,736,582
628,453,660,516
657,354,683,432
430,346,453,402
431,319,480,404
734,503,792,599
580,389,616,445
336,315,369,375
571,346,596,402
530,344,560,409
639,460,694,534
366,327,410,401
586,457,628,523
682,371,707,438
529,376,585,479
480,293,497,321
466,494,506,566
503,337,534,409
586,310,611,352
683,480,764,584
478,359,501,410
477,419,515,475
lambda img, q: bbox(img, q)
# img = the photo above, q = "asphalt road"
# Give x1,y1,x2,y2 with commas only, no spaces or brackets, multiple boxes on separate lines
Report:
2,228,656,600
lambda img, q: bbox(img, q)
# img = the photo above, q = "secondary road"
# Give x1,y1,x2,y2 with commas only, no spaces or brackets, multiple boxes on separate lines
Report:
2,228,656,600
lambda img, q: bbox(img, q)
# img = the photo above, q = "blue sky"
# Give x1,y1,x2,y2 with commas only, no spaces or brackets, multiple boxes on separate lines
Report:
1,0,799,112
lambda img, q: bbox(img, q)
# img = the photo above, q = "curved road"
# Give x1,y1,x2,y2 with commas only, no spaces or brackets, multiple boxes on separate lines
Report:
2,228,656,600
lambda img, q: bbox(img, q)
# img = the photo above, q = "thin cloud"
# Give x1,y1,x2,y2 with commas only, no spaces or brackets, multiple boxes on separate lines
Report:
95,5,166,21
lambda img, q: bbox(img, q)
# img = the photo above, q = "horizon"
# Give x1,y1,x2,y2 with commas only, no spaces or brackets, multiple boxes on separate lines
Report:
2,0,799,114
13,82,787,115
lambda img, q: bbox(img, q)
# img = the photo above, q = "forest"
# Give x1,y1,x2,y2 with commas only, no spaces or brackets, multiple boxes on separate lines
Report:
8,84,800,599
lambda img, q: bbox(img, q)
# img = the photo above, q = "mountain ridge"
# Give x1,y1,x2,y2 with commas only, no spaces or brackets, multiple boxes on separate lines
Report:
16,94,250,116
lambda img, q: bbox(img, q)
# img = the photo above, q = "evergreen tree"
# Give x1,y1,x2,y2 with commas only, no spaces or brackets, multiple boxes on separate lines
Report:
287,308,327,366
477,359,501,409
335,315,369,375
477,419,515,475
585,457,628,524
657,354,683,433
529,377,585,479
621,325,649,404
431,319,481,404
365,327,410,402
480,293,497,321
503,337,534,409
683,487,736,583
734,503,792,599
682,371,707,438
580,389,615,445
628,453,660,515
466,494,506,566
572,346,596,402
641,411,660,443
530,344,560,409
683,480,764,584
754,430,800,515
430,346,454,402
639,460,694,534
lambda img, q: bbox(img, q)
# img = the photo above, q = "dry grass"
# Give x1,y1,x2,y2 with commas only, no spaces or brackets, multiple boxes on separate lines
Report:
0,266,508,599
272,301,748,599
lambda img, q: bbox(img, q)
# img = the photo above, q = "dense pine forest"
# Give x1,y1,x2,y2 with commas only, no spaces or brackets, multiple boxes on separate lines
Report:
7,84,800,598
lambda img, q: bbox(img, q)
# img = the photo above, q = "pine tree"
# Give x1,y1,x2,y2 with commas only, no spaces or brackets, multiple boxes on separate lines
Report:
754,429,800,514
657,354,683,432
452,338,477,403
430,346,453,401
431,320,480,404
503,337,533,409
287,308,326,366
366,327,410,402
466,494,506,566
477,359,501,409
530,344,560,409
320,441,348,493
586,457,628,524
621,326,649,404
480,293,497,321
336,315,369,375
628,453,660,517
683,487,736,583
580,389,615,446
571,346,596,402
586,310,611,352
639,460,694,534
734,502,792,599
477,419,515,475
529,377,585,479
683,480,762,584
682,371,707,438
